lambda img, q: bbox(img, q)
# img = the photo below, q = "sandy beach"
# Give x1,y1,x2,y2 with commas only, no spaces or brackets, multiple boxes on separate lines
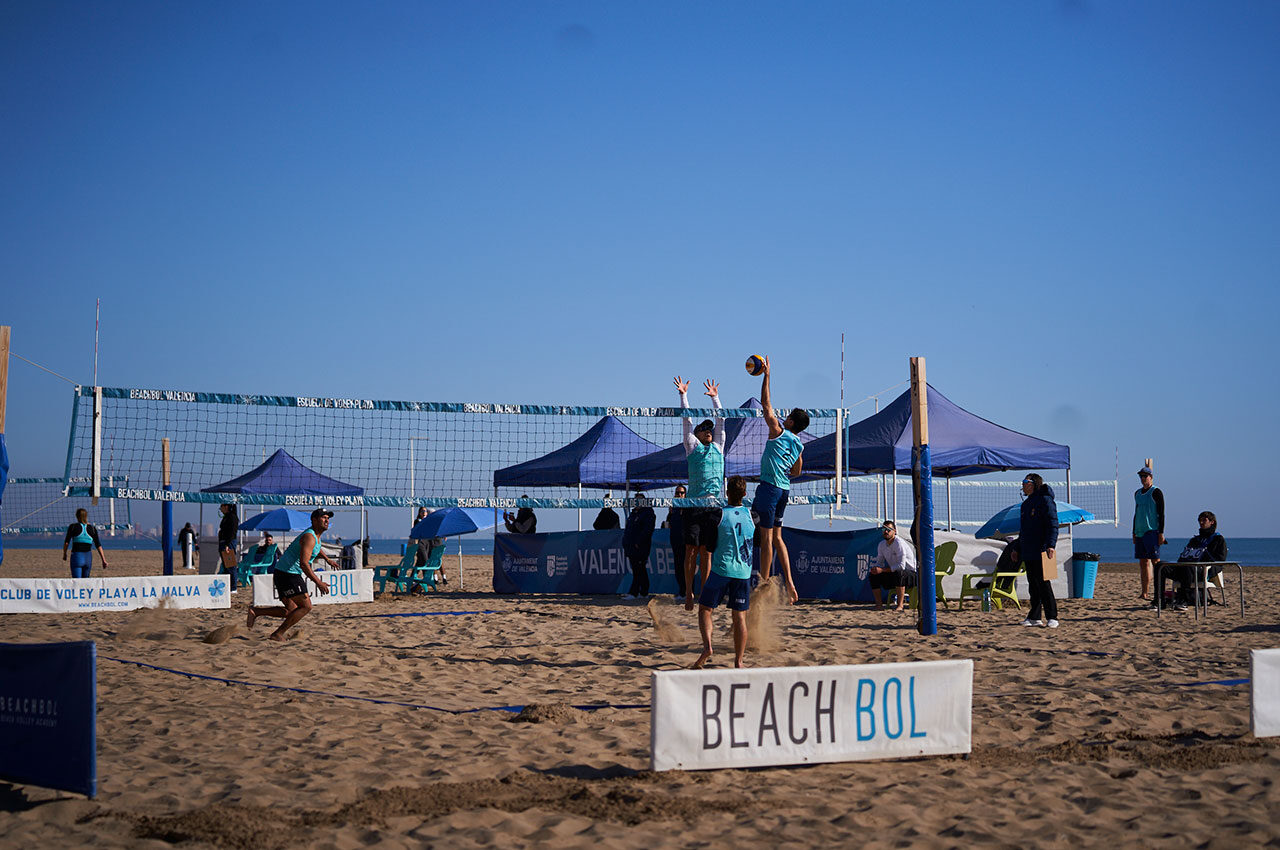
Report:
1,547,1277,849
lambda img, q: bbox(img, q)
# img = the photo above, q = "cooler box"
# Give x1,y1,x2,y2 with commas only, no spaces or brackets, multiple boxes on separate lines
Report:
1070,552,1099,599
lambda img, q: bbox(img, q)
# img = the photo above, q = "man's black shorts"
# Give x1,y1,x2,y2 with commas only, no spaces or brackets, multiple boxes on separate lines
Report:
868,570,916,590
273,571,309,600
683,507,722,551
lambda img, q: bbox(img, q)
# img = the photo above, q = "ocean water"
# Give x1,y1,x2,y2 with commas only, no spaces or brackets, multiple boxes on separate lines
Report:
1073,537,1279,567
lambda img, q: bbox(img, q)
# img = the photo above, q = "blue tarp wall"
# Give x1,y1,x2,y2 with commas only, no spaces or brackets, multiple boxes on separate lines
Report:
492,527,882,601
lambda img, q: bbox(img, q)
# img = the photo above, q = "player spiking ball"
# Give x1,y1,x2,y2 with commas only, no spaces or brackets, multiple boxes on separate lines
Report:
674,375,725,612
755,355,808,605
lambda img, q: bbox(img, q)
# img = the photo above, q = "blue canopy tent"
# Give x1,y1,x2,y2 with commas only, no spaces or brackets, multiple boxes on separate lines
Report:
802,384,1070,531
201,449,365,497
802,385,1070,476
625,398,823,487
492,416,664,530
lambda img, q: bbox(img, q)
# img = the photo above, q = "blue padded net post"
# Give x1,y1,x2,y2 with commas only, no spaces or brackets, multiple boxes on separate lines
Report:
915,443,937,635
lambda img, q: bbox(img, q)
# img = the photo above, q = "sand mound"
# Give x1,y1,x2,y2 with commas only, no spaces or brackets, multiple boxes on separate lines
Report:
510,703,583,724
202,624,239,644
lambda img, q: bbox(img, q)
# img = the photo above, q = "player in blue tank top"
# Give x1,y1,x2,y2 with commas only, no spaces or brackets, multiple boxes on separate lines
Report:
247,509,337,641
675,375,725,611
692,476,755,669
753,355,809,605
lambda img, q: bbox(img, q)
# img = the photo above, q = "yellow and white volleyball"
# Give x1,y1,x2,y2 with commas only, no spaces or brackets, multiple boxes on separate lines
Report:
745,355,765,376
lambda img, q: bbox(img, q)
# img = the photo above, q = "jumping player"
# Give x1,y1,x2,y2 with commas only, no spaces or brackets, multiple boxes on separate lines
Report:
246,508,336,641
675,375,725,611
691,475,754,669
755,356,808,604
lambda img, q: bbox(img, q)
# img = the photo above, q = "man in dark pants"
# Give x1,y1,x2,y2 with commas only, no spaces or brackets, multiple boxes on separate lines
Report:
622,493,657,599
665,484,688,599
1013,473,1060,629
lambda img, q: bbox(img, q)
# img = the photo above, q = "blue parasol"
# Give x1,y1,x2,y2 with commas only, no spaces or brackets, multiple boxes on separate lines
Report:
975,500,1095,540
238,508,315,532
410,507,497,539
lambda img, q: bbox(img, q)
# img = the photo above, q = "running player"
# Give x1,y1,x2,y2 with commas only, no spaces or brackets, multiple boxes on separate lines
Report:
754,356,808,604
675,375,725,611
246,508,336,641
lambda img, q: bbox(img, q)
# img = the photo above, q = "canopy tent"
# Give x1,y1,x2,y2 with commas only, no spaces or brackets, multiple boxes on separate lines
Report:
492,416,663,490
802,385,1070,477
201,449,365,496
625,398,822,487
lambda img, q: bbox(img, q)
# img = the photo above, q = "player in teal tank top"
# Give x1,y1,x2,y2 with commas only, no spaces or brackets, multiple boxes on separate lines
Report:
692,476,754,669
675,375,725,611
753,355,809,605
247,509,338,641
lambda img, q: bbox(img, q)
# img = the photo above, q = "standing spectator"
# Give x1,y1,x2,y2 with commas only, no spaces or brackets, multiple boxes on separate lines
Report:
867,520,917,611
62,507,108,577
504,498,537,533
177,522,197,569
1133,465,1166,600
593,494,621,530
218,503,240,589
665,484,688,599
622,493,657,599
1014,473,1059,628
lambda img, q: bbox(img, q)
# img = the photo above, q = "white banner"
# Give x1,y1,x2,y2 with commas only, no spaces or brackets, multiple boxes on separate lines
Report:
0,575,233,614
651,659,972,771
1251,648,1280,738
251,569,374,607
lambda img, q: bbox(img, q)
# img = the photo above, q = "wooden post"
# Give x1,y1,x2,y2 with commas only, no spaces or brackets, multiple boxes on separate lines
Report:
909,357,937,636
0,326,10,436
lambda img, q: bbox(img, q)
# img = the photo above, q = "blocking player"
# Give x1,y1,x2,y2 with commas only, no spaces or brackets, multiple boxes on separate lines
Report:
246,508,336,641
675,375,725,611
691,475,754,669
755,355,808,605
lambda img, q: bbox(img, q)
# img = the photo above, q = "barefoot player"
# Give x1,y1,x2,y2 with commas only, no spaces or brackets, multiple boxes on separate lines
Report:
755,356,808,605
691,476,754,669
675,375,725,611
246,508,336,641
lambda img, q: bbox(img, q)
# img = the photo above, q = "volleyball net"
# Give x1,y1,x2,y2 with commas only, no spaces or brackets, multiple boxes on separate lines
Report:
61,385,845,509
2,476,133,534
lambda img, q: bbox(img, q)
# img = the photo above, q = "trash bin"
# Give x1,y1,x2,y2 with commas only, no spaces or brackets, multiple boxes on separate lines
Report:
1070,552,1100,599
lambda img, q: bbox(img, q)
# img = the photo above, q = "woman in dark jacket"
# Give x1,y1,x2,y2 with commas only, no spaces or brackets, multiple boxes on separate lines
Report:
1013,473,1059,628
219,503,241,588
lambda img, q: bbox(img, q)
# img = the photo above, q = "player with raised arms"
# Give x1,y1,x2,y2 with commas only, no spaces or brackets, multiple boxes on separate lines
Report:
675,375,725,612
754,355,808,604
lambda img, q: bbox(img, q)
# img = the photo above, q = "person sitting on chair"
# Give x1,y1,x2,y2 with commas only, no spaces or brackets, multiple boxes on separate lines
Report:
252,533,280,572
1153,511,1227,611
593,494,621,530
868,520,917,612
504,498,537,534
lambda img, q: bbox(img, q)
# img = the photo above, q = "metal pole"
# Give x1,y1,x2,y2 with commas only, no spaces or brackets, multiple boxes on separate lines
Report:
946,474,952,532
578,483,582,531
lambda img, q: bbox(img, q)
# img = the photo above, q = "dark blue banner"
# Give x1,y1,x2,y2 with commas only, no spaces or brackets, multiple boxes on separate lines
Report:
494,530,683,595
494,527,882,601
782,527,883,602
0,641,97,797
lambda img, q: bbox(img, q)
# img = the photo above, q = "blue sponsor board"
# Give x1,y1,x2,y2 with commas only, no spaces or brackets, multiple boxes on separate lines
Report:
493,530,685,595
494,527,880,600
783,527,882,602
0,641,96,797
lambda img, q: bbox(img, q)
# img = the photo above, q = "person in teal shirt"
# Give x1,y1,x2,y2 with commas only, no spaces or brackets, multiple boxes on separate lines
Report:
675,375,725,611
753,355,808,605
1133,465,1166,600
247,509,337,641
692,476,755,669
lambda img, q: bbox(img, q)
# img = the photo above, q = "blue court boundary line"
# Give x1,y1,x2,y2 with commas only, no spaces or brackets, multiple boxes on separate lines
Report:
339,610,502,619
99,655,647,714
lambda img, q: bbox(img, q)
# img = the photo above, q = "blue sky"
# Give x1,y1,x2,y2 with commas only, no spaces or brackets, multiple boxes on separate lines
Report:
2,1,1278,537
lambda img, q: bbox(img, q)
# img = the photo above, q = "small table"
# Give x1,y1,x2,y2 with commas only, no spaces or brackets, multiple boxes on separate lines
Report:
1155,561,1244,620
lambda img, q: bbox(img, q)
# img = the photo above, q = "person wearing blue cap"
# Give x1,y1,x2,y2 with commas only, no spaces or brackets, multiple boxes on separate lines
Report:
1133,465,1166,600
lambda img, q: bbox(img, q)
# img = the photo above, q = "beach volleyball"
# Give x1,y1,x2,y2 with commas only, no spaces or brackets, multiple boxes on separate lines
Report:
745,354,765,376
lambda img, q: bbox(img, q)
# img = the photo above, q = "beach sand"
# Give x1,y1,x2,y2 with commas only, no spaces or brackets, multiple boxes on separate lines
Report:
1,549,1277,848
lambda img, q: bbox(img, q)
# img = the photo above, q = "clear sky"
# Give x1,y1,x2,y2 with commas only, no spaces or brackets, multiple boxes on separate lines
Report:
2,1,1278,537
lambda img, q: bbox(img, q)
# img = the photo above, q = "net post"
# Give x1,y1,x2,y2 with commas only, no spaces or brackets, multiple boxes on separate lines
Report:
834,407,843,507
0,325,10,436
161,438,173,576
91,386,102,505
910,357,937,637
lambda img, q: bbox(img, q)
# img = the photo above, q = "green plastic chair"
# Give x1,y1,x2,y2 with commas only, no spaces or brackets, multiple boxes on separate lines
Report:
373,544,441,595
959,562,1025,610
909,541,959,610
234,543,279,588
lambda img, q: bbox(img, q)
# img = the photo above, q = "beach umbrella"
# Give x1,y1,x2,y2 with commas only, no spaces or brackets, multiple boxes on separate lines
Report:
975,501,1095,540
410,507,497,539
238,508,315,532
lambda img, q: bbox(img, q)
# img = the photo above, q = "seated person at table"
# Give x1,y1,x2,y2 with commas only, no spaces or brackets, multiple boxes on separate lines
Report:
593,494,621,530
504,498,537,534
868,520,917,612
1152,511,1227,611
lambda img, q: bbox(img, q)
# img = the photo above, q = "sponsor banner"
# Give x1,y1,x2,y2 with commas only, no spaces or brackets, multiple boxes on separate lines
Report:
251,569,374,606
651,659,973,771
0,575,232,614
784,527,882,602
0,641,96,796
1252,648,1280,737
493,530,683,595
